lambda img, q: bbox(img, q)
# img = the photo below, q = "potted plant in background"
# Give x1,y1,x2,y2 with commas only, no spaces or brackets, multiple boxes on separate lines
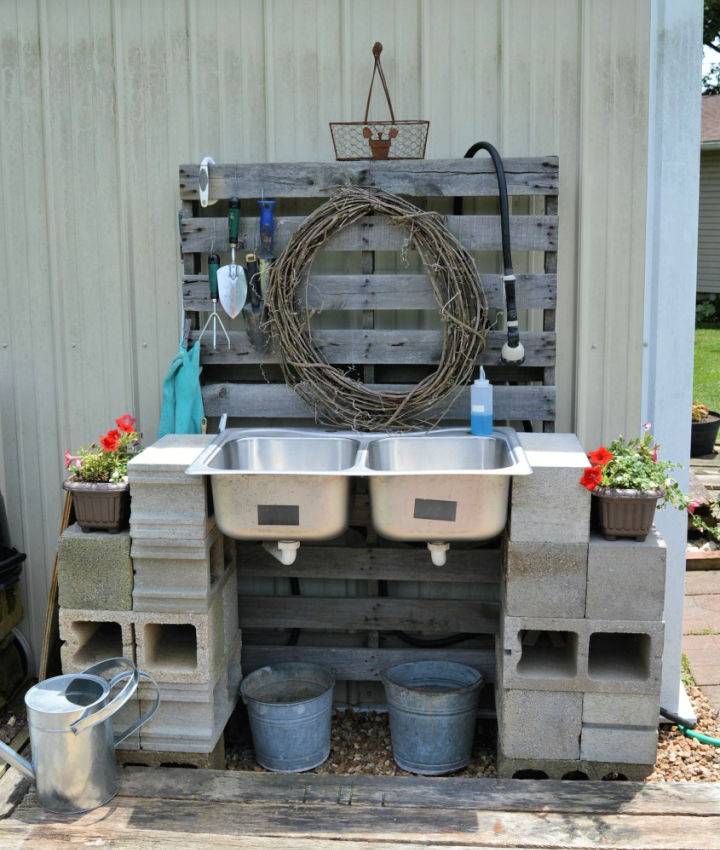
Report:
581,425,687,541
63,414,141,532
691,402,719,458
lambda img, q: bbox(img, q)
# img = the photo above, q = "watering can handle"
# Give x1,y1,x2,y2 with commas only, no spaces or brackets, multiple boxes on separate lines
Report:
70,657,139,736
113,672,160,747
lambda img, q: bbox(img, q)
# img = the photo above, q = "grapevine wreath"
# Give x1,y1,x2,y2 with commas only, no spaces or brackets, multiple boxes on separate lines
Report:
265,186,488,431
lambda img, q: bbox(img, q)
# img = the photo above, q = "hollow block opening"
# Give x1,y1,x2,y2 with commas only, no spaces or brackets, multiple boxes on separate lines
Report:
71,620,123,666
144,623,197,672
588,632,651,681
516,629,578,678
512,769,549,780
561,770,589,780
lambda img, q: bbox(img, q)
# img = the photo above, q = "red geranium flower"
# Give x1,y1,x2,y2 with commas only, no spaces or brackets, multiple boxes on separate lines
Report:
116,414,136,434
587,446,613,467
580,465,603,491
100,432,120,452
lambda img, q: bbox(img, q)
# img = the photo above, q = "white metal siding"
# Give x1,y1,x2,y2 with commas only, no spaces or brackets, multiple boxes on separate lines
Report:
0,0,651,659
697,148,720,293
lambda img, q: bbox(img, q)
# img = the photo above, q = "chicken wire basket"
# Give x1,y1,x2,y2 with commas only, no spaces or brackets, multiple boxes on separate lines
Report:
330,43,429,161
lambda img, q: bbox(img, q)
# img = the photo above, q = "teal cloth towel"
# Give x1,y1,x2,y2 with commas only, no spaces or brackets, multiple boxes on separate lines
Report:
158,341,204,437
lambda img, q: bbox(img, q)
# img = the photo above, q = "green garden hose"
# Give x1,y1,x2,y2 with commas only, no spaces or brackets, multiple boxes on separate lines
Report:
661,707,720,747
677,726,720,747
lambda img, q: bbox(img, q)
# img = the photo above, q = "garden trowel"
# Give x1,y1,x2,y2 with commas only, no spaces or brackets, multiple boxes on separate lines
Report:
217,197,247,318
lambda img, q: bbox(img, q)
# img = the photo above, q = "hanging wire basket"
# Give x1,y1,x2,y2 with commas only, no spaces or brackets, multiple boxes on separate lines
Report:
330,42,429,161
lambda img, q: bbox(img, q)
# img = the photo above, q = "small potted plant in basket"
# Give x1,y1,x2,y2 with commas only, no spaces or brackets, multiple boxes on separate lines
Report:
691,402,719,458
63,414,141,533
581,424,686,541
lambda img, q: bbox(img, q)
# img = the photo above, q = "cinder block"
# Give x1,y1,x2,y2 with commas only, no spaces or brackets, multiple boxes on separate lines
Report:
127,434,213,481
586,529,667,620
500,615,664,694
510,433,590,544
497,688,582,760
130,524,218,551
583,692,659,727
134,565,239,684
496,746,654,781
132,526,230,612
138,636,241,753
502,540,588,618
128,434,213,540
580,725,658,765
58,524,133,611
129,479,208,524
580,692,660,765
60,608,135,672
129,518,213,541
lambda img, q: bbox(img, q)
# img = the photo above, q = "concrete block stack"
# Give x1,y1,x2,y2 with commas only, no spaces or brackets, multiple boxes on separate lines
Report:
496,433,666,780
58,433,241,759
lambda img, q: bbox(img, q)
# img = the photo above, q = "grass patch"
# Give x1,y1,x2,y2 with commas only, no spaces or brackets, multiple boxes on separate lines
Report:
694,326,720,411
681,653,696,688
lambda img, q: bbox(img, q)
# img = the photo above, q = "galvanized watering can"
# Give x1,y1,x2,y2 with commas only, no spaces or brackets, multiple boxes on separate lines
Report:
0,657,159,814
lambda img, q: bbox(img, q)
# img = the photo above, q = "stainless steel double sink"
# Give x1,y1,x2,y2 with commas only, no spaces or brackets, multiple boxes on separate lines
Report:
186,427,531,563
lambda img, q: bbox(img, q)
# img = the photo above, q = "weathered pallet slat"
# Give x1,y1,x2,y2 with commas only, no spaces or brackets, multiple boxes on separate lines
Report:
179,158,559,200
10,795,720,850
205,383,555,422
183,272,557,312
191,329,555,366
181,214,558,254
236,543,501,582
238,596,500,634
242,646,496,682
115,767,720,815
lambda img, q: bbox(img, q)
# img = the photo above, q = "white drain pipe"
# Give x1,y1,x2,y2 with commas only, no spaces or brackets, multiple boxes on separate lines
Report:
427,541,449,567
263,540,301,566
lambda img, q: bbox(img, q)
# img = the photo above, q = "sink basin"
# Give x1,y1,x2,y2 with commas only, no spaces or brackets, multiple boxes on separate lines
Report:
365,431,530,542
186,426,530,550
188,434,360,541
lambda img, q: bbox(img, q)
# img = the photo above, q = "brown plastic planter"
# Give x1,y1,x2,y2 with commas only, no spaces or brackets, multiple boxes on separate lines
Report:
63,479,130,533
593,487,661,542
691,411,719,457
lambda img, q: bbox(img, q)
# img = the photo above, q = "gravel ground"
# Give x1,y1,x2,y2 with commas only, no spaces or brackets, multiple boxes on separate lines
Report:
226,709,497,778
650,685,720,781
228,686,720,781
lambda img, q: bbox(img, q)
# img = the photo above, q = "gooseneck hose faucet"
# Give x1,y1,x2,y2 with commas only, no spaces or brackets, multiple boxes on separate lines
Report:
454,142,525,365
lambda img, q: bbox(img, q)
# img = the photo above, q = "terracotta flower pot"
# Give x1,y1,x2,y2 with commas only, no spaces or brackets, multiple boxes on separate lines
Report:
63,479,130,533
592,486,662,542
369,138,392,159
690,411,720,458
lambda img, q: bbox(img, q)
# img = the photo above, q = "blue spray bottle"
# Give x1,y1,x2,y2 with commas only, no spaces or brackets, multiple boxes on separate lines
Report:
470,367,494,436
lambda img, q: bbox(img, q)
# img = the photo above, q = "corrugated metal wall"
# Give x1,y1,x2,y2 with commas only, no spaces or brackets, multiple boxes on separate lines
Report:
697,148,720,293
0,0,651,659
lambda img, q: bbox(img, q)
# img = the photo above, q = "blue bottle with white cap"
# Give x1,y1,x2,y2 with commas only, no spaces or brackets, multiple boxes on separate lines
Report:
470,367,494,436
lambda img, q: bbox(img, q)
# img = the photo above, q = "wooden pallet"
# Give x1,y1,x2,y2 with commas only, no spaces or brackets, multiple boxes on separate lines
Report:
178,158,559,699
3,765,720,849
178,158,558,428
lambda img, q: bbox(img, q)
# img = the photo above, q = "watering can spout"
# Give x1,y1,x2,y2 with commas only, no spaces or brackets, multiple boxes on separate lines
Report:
0,741,34,781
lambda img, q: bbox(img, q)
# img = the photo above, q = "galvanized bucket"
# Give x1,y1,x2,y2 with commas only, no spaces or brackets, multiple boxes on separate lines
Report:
381,661,483,775
240,662,335,772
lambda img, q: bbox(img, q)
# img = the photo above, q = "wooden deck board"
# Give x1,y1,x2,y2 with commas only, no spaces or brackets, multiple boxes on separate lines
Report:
2,768,720,849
